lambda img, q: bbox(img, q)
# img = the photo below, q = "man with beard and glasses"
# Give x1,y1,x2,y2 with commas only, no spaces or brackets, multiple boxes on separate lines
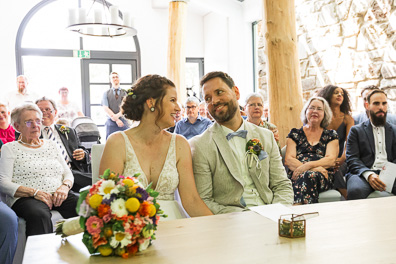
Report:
189,71,293,214
346,90,396,200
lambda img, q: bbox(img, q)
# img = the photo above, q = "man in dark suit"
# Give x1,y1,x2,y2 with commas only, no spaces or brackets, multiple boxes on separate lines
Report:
346,90,396,200
36,97,91,192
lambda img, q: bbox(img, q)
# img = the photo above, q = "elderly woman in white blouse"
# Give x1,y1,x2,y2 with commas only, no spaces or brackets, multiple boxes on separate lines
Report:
0,103,78,236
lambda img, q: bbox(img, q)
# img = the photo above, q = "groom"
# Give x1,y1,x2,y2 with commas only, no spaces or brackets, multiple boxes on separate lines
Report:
190,71,293,214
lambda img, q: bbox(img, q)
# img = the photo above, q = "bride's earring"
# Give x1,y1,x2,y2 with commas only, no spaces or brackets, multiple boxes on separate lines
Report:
150,106,155,112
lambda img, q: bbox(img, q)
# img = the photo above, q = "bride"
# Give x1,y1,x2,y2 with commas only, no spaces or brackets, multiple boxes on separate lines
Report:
99,74,213,220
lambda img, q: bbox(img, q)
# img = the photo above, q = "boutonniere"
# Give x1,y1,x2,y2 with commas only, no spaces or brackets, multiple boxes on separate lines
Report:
59,125,70,140
245,138,268,169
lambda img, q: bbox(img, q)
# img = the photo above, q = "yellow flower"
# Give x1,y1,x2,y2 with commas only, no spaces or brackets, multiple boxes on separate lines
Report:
125,198,140,213
98,245,113,256
123,178,134,187
89,194,103,209
103,227,113,238
148,204,156,217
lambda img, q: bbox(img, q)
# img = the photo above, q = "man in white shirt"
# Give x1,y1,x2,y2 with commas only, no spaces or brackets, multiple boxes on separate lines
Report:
36,97,91,191
6,75,38,111
190,71,293,214
346,90,396,199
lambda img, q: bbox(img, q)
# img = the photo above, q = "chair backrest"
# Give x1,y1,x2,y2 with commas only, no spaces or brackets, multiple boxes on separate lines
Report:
91,144,105,184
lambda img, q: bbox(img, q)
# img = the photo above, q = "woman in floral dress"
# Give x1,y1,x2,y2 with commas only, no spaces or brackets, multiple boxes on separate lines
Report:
285,96,339,204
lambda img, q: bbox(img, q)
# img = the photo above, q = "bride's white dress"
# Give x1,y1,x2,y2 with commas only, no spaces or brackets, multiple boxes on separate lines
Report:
120,131,188,220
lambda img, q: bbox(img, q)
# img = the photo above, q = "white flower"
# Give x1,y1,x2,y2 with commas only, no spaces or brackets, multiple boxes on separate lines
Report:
139,238,151,251
78,200,92,217
110,231,132,248
98,180,116,199
110,198,128,217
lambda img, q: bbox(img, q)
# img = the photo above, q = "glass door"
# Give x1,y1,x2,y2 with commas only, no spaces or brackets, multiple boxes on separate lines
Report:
82,59,137,141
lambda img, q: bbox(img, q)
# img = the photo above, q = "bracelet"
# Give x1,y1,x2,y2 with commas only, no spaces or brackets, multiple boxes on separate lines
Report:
62,182,71,189
33,189,39,197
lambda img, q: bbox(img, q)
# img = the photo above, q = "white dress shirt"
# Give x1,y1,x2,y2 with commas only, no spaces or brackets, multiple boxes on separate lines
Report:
221,121,265,207
41,124,72,162
362,123,387,181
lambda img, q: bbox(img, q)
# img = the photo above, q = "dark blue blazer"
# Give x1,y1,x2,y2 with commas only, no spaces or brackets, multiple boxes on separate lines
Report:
346,120,396,178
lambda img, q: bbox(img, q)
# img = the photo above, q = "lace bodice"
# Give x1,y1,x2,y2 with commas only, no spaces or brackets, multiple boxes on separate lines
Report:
121,132,179,200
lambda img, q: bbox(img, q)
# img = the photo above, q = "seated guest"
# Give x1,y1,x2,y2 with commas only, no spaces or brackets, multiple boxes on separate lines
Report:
167,102,182,133
346,90,396,199
263,103,269,121
244,93,281,153
175,97,212,140
198,101,213,121
354,85,396,125
0,103,78,236
0,102,16,144
285,96,339,204
190,71,293,214
317,85,354,199
57,87,84,124
0,201,18,264
36,97,91,192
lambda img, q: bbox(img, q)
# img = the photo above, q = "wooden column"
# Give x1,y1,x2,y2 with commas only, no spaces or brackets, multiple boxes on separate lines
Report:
167,0,188,104
262,0,303,147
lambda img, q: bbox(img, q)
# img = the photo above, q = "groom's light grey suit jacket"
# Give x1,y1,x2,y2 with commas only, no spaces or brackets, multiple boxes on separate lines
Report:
190,120,293,214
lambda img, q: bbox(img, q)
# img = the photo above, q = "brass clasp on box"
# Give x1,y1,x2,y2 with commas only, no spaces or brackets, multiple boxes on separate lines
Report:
278,212,319,238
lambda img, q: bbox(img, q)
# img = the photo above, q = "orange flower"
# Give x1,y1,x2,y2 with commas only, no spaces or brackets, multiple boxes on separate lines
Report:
97,204,111,218
128,244,139,255
138,201,151,217
122,252,129,259
92,234,108,248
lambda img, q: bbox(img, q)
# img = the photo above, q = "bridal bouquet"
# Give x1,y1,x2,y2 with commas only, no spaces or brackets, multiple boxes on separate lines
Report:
56,169,164,258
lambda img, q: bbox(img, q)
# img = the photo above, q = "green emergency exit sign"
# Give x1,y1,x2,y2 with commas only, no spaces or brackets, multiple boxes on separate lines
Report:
73,50,91,59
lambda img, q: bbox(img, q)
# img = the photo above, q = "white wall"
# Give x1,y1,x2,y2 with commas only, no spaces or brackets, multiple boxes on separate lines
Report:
0,0,41,94
0,0,255,102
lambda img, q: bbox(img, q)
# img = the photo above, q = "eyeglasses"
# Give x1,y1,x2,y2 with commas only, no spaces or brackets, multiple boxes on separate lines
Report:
40,108,54,114
248,103,263,108
186,105,197,110
308,106,324,112
24,119,41,127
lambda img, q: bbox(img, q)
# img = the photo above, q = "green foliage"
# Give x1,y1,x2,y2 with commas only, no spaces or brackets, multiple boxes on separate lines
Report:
76,189,89,214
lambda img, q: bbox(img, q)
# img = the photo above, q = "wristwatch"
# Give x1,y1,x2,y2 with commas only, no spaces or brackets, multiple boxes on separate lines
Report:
62,182,71,189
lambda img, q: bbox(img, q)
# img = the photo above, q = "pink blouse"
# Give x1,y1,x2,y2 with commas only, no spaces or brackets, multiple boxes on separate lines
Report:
0,124,16,144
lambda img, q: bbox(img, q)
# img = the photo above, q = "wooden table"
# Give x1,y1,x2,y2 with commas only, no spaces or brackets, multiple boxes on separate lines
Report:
23,197,396,264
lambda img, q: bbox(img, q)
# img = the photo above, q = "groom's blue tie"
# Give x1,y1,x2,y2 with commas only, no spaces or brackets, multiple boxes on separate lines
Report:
226,130,248,141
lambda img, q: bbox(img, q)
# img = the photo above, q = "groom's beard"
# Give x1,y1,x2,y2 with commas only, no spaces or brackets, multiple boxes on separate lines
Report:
209,100,239,123
369,109,387,127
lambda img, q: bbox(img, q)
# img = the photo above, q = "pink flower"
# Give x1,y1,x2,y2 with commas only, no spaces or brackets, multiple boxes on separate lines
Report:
86,216,104,235
103,214,112,223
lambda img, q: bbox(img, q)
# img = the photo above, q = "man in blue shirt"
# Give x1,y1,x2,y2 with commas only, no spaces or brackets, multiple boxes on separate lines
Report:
175,97,212,140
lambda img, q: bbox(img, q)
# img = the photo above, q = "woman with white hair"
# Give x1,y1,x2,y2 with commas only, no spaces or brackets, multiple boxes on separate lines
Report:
0,103,78,236
285,96,339,204
244,93,281,153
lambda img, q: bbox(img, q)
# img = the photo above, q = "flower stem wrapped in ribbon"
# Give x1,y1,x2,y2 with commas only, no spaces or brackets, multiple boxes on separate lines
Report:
55,169,166,258
245,138,267,170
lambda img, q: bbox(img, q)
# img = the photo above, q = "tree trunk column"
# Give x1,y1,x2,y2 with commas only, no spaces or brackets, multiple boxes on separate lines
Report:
167,0,188,104
262,0,303,147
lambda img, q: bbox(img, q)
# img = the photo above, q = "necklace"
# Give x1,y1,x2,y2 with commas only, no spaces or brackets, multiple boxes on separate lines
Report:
18,139,43,148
